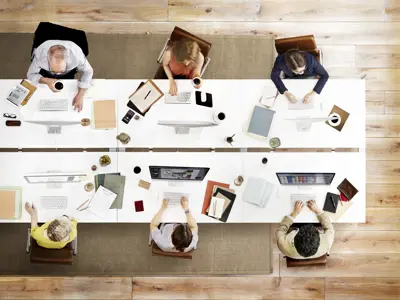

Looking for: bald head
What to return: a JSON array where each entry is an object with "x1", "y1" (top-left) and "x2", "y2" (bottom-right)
[{"x1": 48, "y1": 45, "x2": 67, "y2": 74}]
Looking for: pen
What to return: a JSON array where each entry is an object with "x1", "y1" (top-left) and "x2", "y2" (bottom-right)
[
  {"x1": 330, "y1": 196, "x2": 336, "y2": 210},
  {"x1": 77, "y1": 199, "x2": 89, "y2": 211},
  {"x1": 144, "y1": 91, "x2": 151, "y2": 99}
]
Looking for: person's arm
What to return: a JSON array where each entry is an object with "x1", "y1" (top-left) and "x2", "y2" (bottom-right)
[
  {"x1": 312, "y1": 56, "x2": 329, "y2": 94},
  {"x1": 27, "y1": 55, "x2": 43, "y2": 86},
  {"x1": 271, "y1": 57, "x2": 288, "y2": 94},
  {"x1": 162, "y1": 50, "x2": 178, "y2": 95},
  {"x1": 150, "y1": 200, "x2": 168, "y2": 232},
  {"x1": 181, "y1": 197, "x2": 198, "y2": 233},
  {"x1": 76, "y1": 58, "x2": 93, "y2": 90},
  {"x1": 191, "y1": 52, "x2": 205, "y2": 79},
  {"x1": 317, "y1": 212, "x2": 334, "y2": 249}
]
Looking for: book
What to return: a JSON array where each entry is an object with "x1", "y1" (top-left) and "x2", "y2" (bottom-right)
[
  {"x1": 104, "y1": 175, "x2": 126, "y2": 209},
  {"x1": 337, "y1": 178, "x2": 359, "y2": 201},
  {"x1": 127, "y1": 80, "x2": 164, "y2": 116},
  {"x1": 92, "y1": 100, "x2": 116, "y2": 129}
]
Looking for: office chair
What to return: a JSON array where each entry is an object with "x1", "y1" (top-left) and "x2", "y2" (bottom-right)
[
  {"x1": 31, "y1": 22, "x2": 89, "y2": 59},
  {"x1": 284, "y1": 223, "x2": 328, "y2": 268},
  {"x1": 148, "y1": 230, "x2": 193, "y2": 259},
  {"x1": 26, "y1": 225, "x2": 77, "y2": 264},
  {"x1": 274, "y1": 35, "x2": 323, "y2": 65},
  {"x1": 154, "y1": 26, "x2": 212, "y2": 79}
]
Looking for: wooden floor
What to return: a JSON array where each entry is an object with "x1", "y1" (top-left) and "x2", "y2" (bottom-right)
[{"x1": 0, "y1": 1, "x2": 399, "y2": 299}]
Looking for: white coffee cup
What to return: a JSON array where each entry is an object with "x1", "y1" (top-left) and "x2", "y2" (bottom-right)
[
  {"x1": 328, "y1": 113, "x2": 341, "y2": 127},
  {"x1": 192, "y1": 77, "x2": 202, "y2": 89},
  {"x1": 213, "y1": 111, "x2": 226, "y2": 124}
]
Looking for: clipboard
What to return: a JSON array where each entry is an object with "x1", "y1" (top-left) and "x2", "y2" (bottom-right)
[{"x1": 127, "y1": 80, "x2": 164, "y2": 116}]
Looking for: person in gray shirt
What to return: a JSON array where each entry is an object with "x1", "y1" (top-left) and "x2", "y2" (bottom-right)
[{"x1": 27, "y1": 40, "x2": 93, "y2": 112}]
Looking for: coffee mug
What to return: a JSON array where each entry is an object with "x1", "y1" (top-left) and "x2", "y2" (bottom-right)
[
  {"x1": 328, "y1": 113, "x2": 341, "y2": 127},
  {"x1": 213, "y1": 111, "x2": 226, "y2": 124},
  {"x1": 54, "y1": 81, "x2": 64, "y2": 91},
  {"x1": 192, "y1": 77, "x2": 202, "y2": 89}
]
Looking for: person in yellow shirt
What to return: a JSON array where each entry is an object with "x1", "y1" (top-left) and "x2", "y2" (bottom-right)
[{"x1": 25, "y1": 202, "x2": 77, "y2": 249}]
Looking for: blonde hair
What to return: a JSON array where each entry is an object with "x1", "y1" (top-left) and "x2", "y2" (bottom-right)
[
  {"x1": 46, "y1": 217, "x2": 72, "y2": 242},
  {"x1": 172, "y1": 39, "x2": 200, "y2": 66}
]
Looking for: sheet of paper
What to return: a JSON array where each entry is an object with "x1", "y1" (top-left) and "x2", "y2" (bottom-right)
[
  {"x1": 88, "y1": 186, "x2": 117, "y2": 220},
  {"x1": 93, "y1": 100, "x2": 116, "y2": 129}
]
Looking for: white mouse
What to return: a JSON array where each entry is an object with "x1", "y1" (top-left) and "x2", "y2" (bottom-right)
[{"x1": 201, "y1": 92, "x2": 207, "y2": 103}]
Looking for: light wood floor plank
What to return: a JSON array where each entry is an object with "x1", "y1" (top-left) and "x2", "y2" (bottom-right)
[
  {"x1": 367, "y1": 184, "x2": 400, "y2": 207},
  {"x1": 366, "y1": 138, "x2": 400, "y2": 160},
  {"x1": 280, "y1": 254, "x2": 400, "y2": 277},
  {"x1": 364, "y1": 69, "x2": 400, "y2": 90},
  {"x1": 367, "y1": 161, "x2": 400, "y2": 183},
  {"x1": 0, "y1": 277, "x2": 132, "y2": 300},
  {"x1": 330, "y1": 230, "x2": 400, "y2": 253},
  {"x1": 168, "y1": 0, "x2": 385, "y2": 22},
  {"x1": 356, "y1": 45, "x2": 400, "y2": 68},
  {"x1": 360, "y1": 208, "x2": 400, "y2": 230},
  {"x1": 322, "y1": 45, "x2": 355, "y2": 68},
  {"x1": 385, "y1": 0, "x2": 400, "y2": 21},
  {"x1": 386, "y1": 91, "x2": 400, "y2": 114},
  {"x1": 131, "y1": 277, "x2": 324, "y2": 300},
  {"x1": 325, "y1": 277, "x2": 400, "y2": 300},
  {"x1": 366, "y1": 91, "x2": 385, "y2": 114},
  {"x1": 366, "y1": 115, "x2": 400, "y2": 138}
]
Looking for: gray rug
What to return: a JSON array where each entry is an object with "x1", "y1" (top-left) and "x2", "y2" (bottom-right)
[
  {"x1": 0, "y1": 33, "x2": 274, "y2": 79},
  {"x1": 0, "y1": 223, "x2": 271, "y2": 275}
]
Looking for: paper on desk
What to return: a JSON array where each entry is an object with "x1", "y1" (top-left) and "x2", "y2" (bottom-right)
[
  {"x1": 92, "y1": 100, "x2": 116, "y2": 129},
  {"x1": 88, "y1": 186, "x2": 116, "y2": 220},
  {"x1": 208, "y1": 197, "x2": 225, "y2": 219}
]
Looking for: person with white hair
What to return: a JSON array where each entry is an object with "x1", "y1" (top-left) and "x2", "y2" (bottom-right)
[
  {"x1": 25, "y1": 202, "x2": 77, "y2": 249},
  {"x1": 27, "y1": 40, "x2": 94, "y2": 112}
]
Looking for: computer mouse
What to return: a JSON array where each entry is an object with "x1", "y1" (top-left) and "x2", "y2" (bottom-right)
[{"x1": 201, "y1": 92, "x2": 207, "y2": 103}]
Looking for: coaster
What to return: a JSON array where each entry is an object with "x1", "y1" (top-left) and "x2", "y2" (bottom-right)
[
  {"x1": 326, "y1": 105, "x2": 349, "y2": 132},
  {"x1": 138, "y1": 180, "x2": 151, "y2": 190}
]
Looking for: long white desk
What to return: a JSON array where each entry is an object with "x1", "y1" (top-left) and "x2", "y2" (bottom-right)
[
  {"x1": 117, "y1": 79, "x2": 365, "y2": 149},
  {"x1": 0, "y1": 80, "x2": 118, "y2": 148},
  {"x1": 0, "y1": 152, "x2": 118, "y2": 223},
  {"x1": 0, "y1": 152, "x2": 365, "y2": 224},
  {"x1": 0, "y1": 79, "x2": 365, "y2": 149}
]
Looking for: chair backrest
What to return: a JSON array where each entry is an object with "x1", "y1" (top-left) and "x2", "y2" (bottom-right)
[
  {"x1": 286, "y1": 253, "x2": 328, "y2": 267},
  {"x1": 30, "y1": 239, "x2": 73, "y2": 264},
  {"x1": 31, "y1": 22, "x2": 89, "y2": 57},
  {"x1": 151, "y1": 242, "x2": 193, "y2": 259},
  {"x1": 275, "y1": 35, "x2": 320, "y2": 62},
  {"x1": 169, "y1": 26, "x2": 212, "y2": 58}
]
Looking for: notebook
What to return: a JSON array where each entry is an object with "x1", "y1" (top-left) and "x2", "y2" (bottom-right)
[
  {"x1": 247, "y1": 106, "x2": 275, "y2": 139},
  {"x1": 202, "y1": 180, "x2": 230, "y2": 214},
  {"x1": 243, "y1": 177, "x2": 276, "y2": 208},
  {"x1": 323, "y1": 192, "x2": 340, "y2": 213},
  {"x1": 104, "y1": 175, "x2": 126, "y2": 209},
  {"x1": 337, "y1": 178, "x2": 358, "y2": 201},
  {"x1": 0, "y1": 187, "x2": 22, "y2": 219},
  {"x1": 93, "y1": 100, "x2": 116, "y2": 129},
  {"x1": 95, "y1": 173, "x2": 120, "y2": 191}
]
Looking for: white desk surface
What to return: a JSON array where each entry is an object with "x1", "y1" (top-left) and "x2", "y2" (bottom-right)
[
  {"x1": 117, "y1": 152, "x2": 365, "y2": 224},
  {"x1": 0, "y1": 152, "x2": 365, "y2": 224},
  {"x1": 0, "y1": 80, "x2": 118, "y2": 148},
  {"x1": 117, "y1": 79, "x2": 365, "y2": 149},
  {"x1": 0, "y1": 152, "x2": 118, "y2": 223}
]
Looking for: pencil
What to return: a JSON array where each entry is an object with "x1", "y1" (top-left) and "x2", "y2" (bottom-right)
[{"x1": 76, "y1": 199, "x2": 89, "y2": 211}]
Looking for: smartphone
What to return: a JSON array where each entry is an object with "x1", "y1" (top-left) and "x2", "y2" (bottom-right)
[
  {"x1": 5, "y1": 120, "x2": 21, "y2": 127},
  {"x1": 122, "y1": 110, "x2": 135, "y2": 124}
]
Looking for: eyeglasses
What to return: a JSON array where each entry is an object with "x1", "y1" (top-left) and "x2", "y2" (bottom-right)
[{"x1": 3, "y1": 113, "x2": 16, "y2": 119}]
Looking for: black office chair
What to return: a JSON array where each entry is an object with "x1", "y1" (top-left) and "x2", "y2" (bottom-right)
[{"x1": 31, "y1": 22, "x2": 89, "y2": 59}]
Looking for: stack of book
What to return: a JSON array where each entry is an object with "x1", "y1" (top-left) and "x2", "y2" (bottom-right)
[{"x1": 202, "y1": 181, "x2": 236, "y2": 223}]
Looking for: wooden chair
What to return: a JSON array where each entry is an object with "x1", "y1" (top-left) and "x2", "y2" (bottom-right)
[
  {"x1": 286, "y1": 254, "x2": 328, "y2": 267},
  {"x1": 274, "y1": 35, "x2": 323, "y2": 65},
  {"x1": 154, "y1": 26, "x2": 212, "y2": 79},
  {"x1": 26, "y1": 226, "x2": 77, "y2": 264},
  {"x1": 150, "y1": 241, "x2": 193, "y2": 259}
]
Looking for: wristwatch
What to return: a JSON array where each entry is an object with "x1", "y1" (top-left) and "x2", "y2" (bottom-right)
[{"x1": 185, "y1": 209, "x2": 190, "y2": 214}]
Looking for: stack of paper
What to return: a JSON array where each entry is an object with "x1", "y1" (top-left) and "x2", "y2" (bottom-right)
[
  {"x1": 243, "y1": 177, "x2": 276, "y2": 208},
  {"x1": 206, "y1": 185, "x2": 236, "y2": 222},
  {"x1": 0, "y1": 187, "x2": 22, "y2": 220},
  {"x1": 87, "y1": 186, "x2": 117, "y2": 220},
  {"x1": 92, "y1": 100, "x2": 116, "y2": 129}
]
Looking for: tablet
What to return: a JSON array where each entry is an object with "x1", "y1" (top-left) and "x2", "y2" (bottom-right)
[{"x1": 247, "y1": 105, "x2": 275, "y2": 139}]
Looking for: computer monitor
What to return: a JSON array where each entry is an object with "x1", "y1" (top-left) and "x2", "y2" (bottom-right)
[
  {"x1": 24, "y1": 120, "x2": 81, "y2": 134},
  {"x1": 149, "y1": 166, "x2": 210, "y2": 181},
  {"x1": 285, "y1": 116, "x2": 338, "y2": 132},
  {"x1": 276, "y1": 173, "x2": 335, "y2": 185},
  {"x1": 24, "y1": 172, "x2": 87, "y2": 184},
  {"x1": 158, "y1": 120, "x2": 217, "y2": 135}
]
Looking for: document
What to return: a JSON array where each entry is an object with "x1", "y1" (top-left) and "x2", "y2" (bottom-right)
[
  {"x1": 88, "y1": 186, "x2": 117, "y2": 220},
  {"x1": 208, "y1": 197, "x2": 225, "y2": 219}
]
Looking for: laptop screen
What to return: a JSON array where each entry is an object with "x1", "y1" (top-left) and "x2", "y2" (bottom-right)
[{"x1": 276, "y1": 173, "x2": 335, "y2": 185}]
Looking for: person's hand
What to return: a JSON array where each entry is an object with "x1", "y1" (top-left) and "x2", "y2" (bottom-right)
[
  {"x1": 290, "y1": 200, "x2": 304, "y2": 218},
  {"x1": 284, "y1": 91, "x2": 297, "y2": 103},
  {"x1": 161, "y1": 199, "x2": 169, "y2": 209},
  {"x1": 307, "y1": 200, "x2": 322, "y2": 214},
  {"x1": 304, "y1": 91, "x2": 316, "y2": 104},
  {"x1": 25, "y1": 202, "x2": 37, "y2": 216},
  {"x1": 181, "y1": 196, "x2": 189, "y2": 210},
  {"x1": 169, "y1": 80, "x2": 178, "y2": 96},
  {"x1": 45, "y1": 78, "x2": 59, "y2": 93},
  {"x1": 72, "y1": 93, "x2": 84, "y2": 112}
]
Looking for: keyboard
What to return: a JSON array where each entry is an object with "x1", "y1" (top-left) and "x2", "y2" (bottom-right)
[
  {"x1": 163, "y1": 192, "x2": 189, "y2": 205},
  {"x1": 40, "y1": 99, "x2": 69, "y2": 111},
  {"x1": 40, "y1": 196, "x2": 68, "y2": 210},
  {"x1": 291, "y1": 194, "x2": 316, "y2": 207},
  {"x1": 165, "y1": 92, "x2": 192, "y2": 104}
]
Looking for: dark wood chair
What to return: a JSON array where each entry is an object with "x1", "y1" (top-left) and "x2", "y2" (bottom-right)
[
  {"x1": 154, "y1": 26, "x2": 212, "y2": 79},
  {"x1": 150, "y1": 241, "x2": 193, "y2": 259},
  {"x1": 274, "y1": 35, "x2": 323, "y2": 64},
  {"x1": 26, "y1": 226, "x2": 77, "y2": 264},
  {"x1": 286, "y1": 254, "x2": 328, "y2": 267}
]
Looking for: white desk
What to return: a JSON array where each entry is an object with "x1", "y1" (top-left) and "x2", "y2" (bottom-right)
[
  {"x1": 0, "y1": 80, "x2": 118, "y2": 148},
  {"x1": 117, "y1": 79, "x2": 365, "y2": 149},
  {"x1": 117, "y1": 152, "x2": 365, "y2": 223},
  {"x1": 0, "y1": 152, "x2": 118, "y2": 223}
]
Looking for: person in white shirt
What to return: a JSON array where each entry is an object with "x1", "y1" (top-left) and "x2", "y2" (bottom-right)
[
  {"x1": 150, "y1": 197, "x2": 199, "y2": 252},
  {"x1": 27, "y1": 40, "x2": 94, "y2": 112}
]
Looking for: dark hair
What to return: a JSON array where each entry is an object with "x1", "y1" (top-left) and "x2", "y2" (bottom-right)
[
  {"x1": 293, "y1": 224, "x2": 320, "y2": 257},
  {"x1": 284, "y1": 49, "x2": 306, "y2": 71},
  {"x1": 171, "y1": 224, "x2": 193, "y2": 252}
]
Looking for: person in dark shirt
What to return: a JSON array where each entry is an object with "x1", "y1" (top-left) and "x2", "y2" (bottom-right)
[{"x1": 271, "y1": 49, "x2": 329, "y2": 104}]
